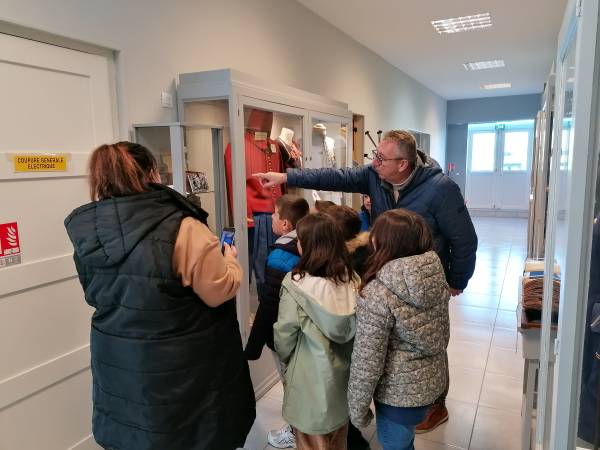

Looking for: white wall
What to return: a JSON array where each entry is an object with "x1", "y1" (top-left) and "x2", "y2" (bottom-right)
[{"x1": 0, "y1": 0, "x2": 447, "y2": 165}]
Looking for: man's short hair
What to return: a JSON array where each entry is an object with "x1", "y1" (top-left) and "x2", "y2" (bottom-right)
[
  {"x1": 383, "y1": 130, "x2": 417, "y2": 166},
  {"x1": 276, "y1": 195, "x2": 310, "y2": 228}
]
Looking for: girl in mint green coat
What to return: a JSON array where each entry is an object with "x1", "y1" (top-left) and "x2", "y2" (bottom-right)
[{"x1": 274, "y1": 213, "x2": 358, "y2": 450}]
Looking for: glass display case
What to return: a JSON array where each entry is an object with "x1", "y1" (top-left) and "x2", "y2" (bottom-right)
[
  {"x1": 527, "y1": 73, "x2": 554, "y2": 261},
  {"x1": 132, "y1": 122, "x2": 227, "y2": 234},
  {"x1": 534, "y1": 1, "x2": 600, "y2": 448},
  {"x1": 177, "y1": 69, "x2": 353, "y2": 396},
  {"x1": 308, "y1": 115, "x2": 349, "y2": 204}
]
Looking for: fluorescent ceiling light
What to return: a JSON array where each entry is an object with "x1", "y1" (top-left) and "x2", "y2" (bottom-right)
[
  {"x1": 481, "y1": 82, "x2": 512, "y2": 90},
  {"x1": 463, "y1": 59, "x2": 505, "y2": 71},
  {"x1": 431, "y1": 13, "x2": 492, "y2": 34}
]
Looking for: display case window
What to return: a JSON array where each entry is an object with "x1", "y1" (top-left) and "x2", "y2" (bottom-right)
[
  {"x1": 310, "y1": 118, "x2": 348, "y2": 204},
  {"x1": 133, "y1": 123, "x2": 226, "y2": 234},
  {"x1": 133, "y1": 126, "x2": 174, "y2": 186}
]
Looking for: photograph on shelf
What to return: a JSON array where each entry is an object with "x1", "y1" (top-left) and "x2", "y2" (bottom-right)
[{"x1": 186, "y1": 171, "x2": 209, "y2": 193}]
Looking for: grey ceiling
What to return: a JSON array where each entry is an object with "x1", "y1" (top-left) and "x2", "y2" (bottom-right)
[{"x1": 297, "y1": 0, "x2": 568, "y2": 100}]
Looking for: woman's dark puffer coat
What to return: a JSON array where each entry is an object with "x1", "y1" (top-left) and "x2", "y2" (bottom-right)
[{"x1": 64, "y1": 185, "x2": 255, "y2": 450}]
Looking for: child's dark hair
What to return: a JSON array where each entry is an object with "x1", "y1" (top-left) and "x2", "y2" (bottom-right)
[
  {"x1": 325, "y1": 205, "x2": 362, "y2": 242},
  {"x1": 293, "y1": 213, "x2": 354, "y2": 284},
  {"x1": 360, "y1": 209, "x2": 433, "y2": 293},
  {"x1": 276, "y1": 195, "x2": 310, "y2": 227},
  {"x1": 314, "y1": 200, "x2": 335, "y2": 213}
]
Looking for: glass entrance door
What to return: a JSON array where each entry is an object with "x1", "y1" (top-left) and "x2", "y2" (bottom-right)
[
  {"x1": 466, "y1": 127, "x2": 498, "y2": 209},
  {"x1": 466, "y1": 121, "x2": 534, "y2": 210}
]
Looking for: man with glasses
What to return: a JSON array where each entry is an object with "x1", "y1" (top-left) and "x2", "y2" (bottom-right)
[{"x1": 254, "y1": 130, "x2": 477, "y2": 437}]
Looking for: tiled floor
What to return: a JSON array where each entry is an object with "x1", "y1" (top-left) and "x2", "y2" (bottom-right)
[{"x1": 244, "y1": 217, "x2": 528, "y2": 450}]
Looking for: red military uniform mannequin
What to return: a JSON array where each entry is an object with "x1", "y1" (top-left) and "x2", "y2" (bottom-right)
[{"x1": 224, "y1": 109, "x2": 283, "y2": 227}]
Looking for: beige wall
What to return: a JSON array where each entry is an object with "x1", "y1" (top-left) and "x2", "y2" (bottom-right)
[{"x1": 0, "y1": 0, "x2": 447, "y2": 165}]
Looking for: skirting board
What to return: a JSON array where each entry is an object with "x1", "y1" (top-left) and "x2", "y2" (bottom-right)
[
  {"x1": 67, "y1": 435, "x2": 102, "y2": 450},
  {"x1": 253, "y1": 369, "x2": 280, "y2": 401},
  {"x1": 469, "y1": 208, "x2": 529, "y2": 218}
]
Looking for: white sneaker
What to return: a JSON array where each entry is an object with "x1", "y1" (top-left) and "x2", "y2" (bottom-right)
[{"x1": 267, "y1": 423, "x2": 296, "y2": 448}]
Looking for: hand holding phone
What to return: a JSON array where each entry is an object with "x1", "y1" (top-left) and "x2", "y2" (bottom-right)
[
  {"x1": 220, "y1": 228, "x2": 236, "y2": 255},
  {"x1": 223, "y1": 243, "x2": 237, "y2": 258}
]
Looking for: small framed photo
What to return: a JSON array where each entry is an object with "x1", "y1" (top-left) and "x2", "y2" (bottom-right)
[{"x1": 186, "y1": 171, "x2": 209, "y2": 193}]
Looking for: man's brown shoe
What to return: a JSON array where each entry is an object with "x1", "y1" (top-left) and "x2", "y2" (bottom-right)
[{"x1": 415, "y1": 403, "x2": 449, "y2": 434}]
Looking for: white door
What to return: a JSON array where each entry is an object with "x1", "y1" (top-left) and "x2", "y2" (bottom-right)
[
  {"x1": 0, "y1": 33, "x2": 115, "y2": 450},
  {"x1": 466, "y1": 121, "x2": 534, "y2": 211},
  {"x1": 497, "y1": 125, "x2": 534, "y2": 210},
  {"x1": 465, "y1": 128, "x2": 497, "y2": 209}
]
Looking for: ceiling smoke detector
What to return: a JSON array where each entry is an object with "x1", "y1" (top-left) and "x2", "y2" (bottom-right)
[
  {"x1": 431, "y1": 13, "x2": 492, "y2": 34},
  {"x1": 481, "y1": 82, "x2": 512, "y2": 90},
  {"x1": 463, "y1": 60, "x2": 505, "y2": 71}
]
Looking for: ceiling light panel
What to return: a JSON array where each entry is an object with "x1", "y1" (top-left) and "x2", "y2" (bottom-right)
[
  {"x1": 481, "y1": 83, "x2": 512, "y2": 90},
  {"x1": 431, "y1": 13, "x2": 492, "y2": 34},
  {"x1": 463, "y1": 60, "x2": 505, "y2": 71}
]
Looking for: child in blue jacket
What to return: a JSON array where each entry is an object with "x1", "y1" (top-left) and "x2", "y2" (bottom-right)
[{"x1": 245, "y1": 194, "x2": 309, "y2": 360}]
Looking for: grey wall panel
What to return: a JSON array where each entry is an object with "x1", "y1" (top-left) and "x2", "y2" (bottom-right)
[
  {"x1": 447, "y1": 94, "x2": 541, "y2": 125},
  {"x1": 446, "y1": 124, "x2": 468, "y2": 193}
]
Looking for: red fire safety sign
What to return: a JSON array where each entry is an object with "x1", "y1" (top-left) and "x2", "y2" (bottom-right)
[{"x1": 0, "y1": 222, "x2": 21, "y2": 268}]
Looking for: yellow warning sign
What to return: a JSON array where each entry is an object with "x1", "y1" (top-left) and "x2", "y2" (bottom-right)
[{"x1": 13, "y1": 154, "x2": 68, "y2": 172}]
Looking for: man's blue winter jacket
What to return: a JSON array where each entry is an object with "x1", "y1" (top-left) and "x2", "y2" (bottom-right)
[{"x1": 287, "y1": 152, "x2": 478, "y2": 290}]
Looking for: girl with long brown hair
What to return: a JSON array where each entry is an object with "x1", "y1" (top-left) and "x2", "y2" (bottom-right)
[
  {"x1": 274, "y1": 213, "x2": 357, "y2": 450},
  {"x1": 64, "y1": 142, "x2": 255, "y2": 450},
  {"x1": 348, "y1": 209, "x2": 450, "y2": 450}
]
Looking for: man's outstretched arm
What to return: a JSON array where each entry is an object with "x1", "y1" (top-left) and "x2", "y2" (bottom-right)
[{"x1": 253, "y1": 166, "x2": 371, "y2": 194}]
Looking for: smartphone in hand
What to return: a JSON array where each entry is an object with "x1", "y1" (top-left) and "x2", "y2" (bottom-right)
[{"x1": 220, "y1": 227, "x2": 236, "y2": 253}]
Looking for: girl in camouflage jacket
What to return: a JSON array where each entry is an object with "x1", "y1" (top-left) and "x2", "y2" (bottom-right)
[{"x1": 348, "y1": 209, "x2": 450, "y2": 450}]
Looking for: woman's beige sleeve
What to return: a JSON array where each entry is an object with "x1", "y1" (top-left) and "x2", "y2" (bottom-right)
[{"x1": 173, "y1": 217, "x2": 242, "y2": 307}]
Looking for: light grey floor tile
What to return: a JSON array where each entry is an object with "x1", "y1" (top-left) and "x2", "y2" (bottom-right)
[
  {"x1": 486, "y1": 347, "x2": 524, "y2": 379},
  {"x1": 479, "y1": 372, "x2": 523, "y2": 413},
  {"x1": 498, "y1": 296, "x2": 519, "y2": 312},
  {"x1": 500, "y1": 284, "x2": 521, "y2": 300},
  {"x1": 450, "y1": 324, "x2": 493, "y2": 345},
  {"x1": 470, "y1": 406, "x2": 522, "y2": 450},
  {"x1": 491, "y1": 327, "x2": 518, "y2": 350},
  {"x1": 463, "y1": 284, "x2": 504, "y2": 297},
  {"x1": 447, "y1": 365, "x2": 485, "y2": 404},
  {"x1": 450, "y1": 304, "x2": 498, "y2": 327},
  {"x1": 477, "y1": 251, "x2": 512, "y2": 258},
  {"x1": 470, "y1": 267, "x2": 506, "y2": 282},
  {"x1": 473, "y1": 261, "x2": 510, "y2": 272},
  {"x1": 454, "y1": 292, "x2": 500, "y2": 309},
  {"x1": 417, "y1": 399, "x2": 477, "y2": 449},
  {"x1": 448, "y1": 340, "x2": 490, "y2": 370},
  {"x1": 495, "y1": 310, "x2": 518, "y2": 330},
  {"x1": 244, "y1": 396, "x2": 285, "y2": 450},
  {"x1": 415, "y1": 439, "x2": 466, "y2": 449},
  {"x1": 502, "y1": 274, "x2": 522, "y2": 289}
]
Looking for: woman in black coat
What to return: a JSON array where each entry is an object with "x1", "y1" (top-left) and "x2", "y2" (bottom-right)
[{"x1": 65, "y1": 142, "x2": 255, "y2": 450}]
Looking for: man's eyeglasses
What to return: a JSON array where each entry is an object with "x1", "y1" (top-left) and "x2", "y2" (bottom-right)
[{"x1": 369, "y1": 150, "x2": 405, "y2": 164}]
